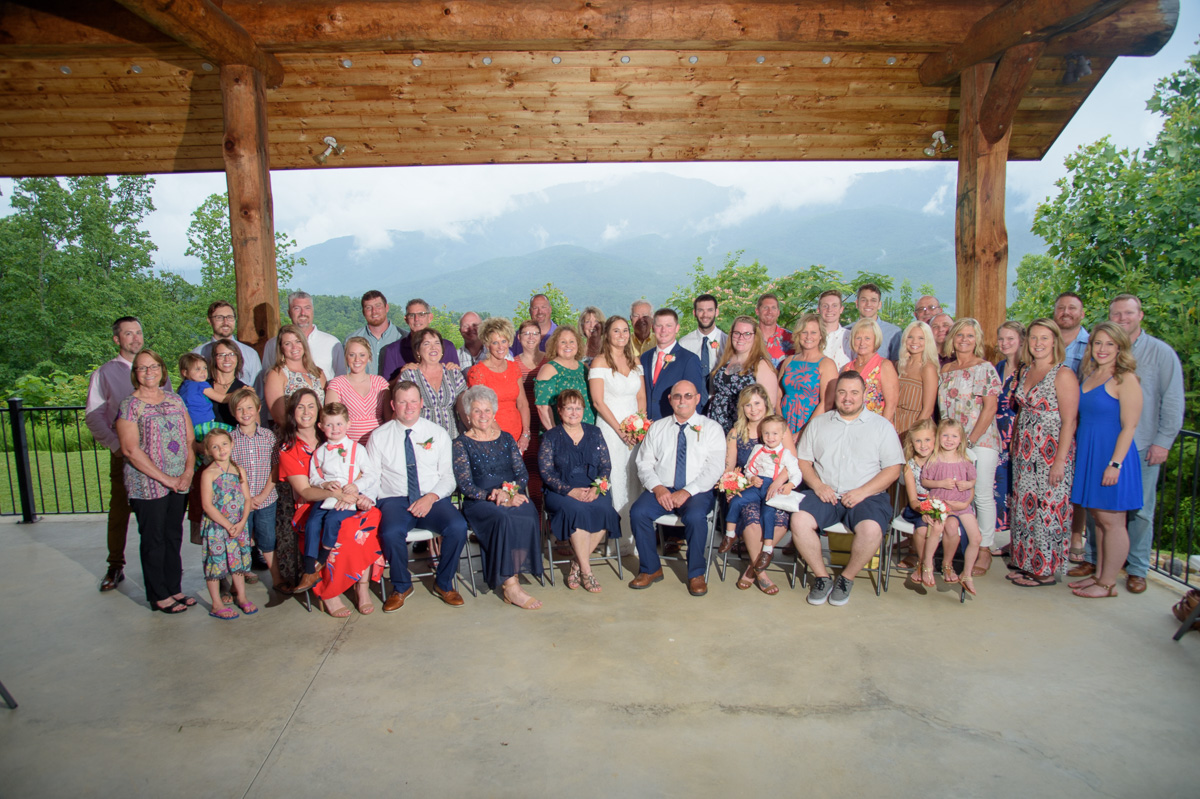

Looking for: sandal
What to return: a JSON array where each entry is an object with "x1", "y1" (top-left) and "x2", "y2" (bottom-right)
[
  {"x1": 941, "y1": 564, "x2": 960, "y2": 584},
  {"x1": 503, "y1": 591, "x2": 542, "y2": 610},
  {"x1": 322, "y1": 601, "x2": 352, "y2": 618},
  {"x1": 755, "y1": 574, "x2": 779, "y2": 596},
  {"x1": 920, "y1": 566, "x2": 936, "y2": 588},
  {"x1": 566, "y1": 561, "x2": 582, "y2": 590},
  {"x1": 1073, "y1": 581, "x2": 1117, "y2": 598},
  {"x1": 1068, "y1": 576, "x2": 1098, "y2": 590},
  {"x1": 172, "y1": 593, "x2": 198, "y2": 607},
  {"x1": 236, "y1": 600, "x2": 259, "y2": 615},
  {"x1": 209, "y1": 606, "x2": 238, "y2": 620},
  {"x1": 736, "y1": 569, "x2": 756, "y2": 590},
  {"x1": 960, "y1": 577, "x2": 976, "y2": 598},
  {"x1": 581, "y1": 573, "x2": 602, "y2": 593},
  {"x1": 220, "y1": 592, "x2": 234, "y2": 606},
  {"x1": 155, "y1": 599, "x2": 188, "y2": 614},
  {"x1": 897, "y1": 554, "x2": 919, "y2": 572},
  {"x1": 1069, "y1": 544, "x2": 1087, "y2": 563},
  {"x1": 1010, "y1": 575, "x2": 1056, "y2": 588},
  {"x1": 243, "y1": 572, "x2": 260, "y2": 585},
  {"x1": 973, "y1": 550, "x2": 992, "y2": 576}
]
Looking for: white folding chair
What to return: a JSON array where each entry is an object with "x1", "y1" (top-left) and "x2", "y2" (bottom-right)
[
  {"x1": 654, "y1": 508, "x2": 717, "y2": 582},
  {"x1": 797, "y1": 521, "x2": 890, "y2": 596},
  {"x1": 542, "y1": 508, "x2": 624, "y2": 586}
]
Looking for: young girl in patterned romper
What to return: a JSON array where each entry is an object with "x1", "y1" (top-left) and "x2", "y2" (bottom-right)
[
  {"x1": 199, "y1": 429, "x2": 258, "y2": 619},
  {"x1": 901, "y1": 419, "x2": 937, "y2": 587},
  {"x1": 920, "y1": 419, "x2": 981, "y2": 597}
]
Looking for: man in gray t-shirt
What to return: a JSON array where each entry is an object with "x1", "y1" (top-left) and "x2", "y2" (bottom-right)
[{"x1": 791, "y1": 371, "x2": 904, "y2": 607}]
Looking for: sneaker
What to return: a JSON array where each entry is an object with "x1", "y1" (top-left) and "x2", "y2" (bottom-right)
[
  {"x1": 807, "y1": 576, "x2": 834, "y2": 605},
  {"x1": 829, "y1": 575, "x2": 853, "y2": 606}
]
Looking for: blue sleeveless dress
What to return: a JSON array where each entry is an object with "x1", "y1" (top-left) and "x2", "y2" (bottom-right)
[{"x1": 1070, "y1": 380, "x2": 1143, "y2": 511}]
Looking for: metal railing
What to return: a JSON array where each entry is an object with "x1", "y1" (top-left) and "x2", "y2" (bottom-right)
[
  {"x1": 1150, "y1": 429, "x2": 1199, "y2": 588},
  {"x1": 1, "y1": 398, "x2": 109, "y2": 520}
]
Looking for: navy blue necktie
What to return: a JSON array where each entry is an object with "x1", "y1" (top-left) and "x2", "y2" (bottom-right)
[
  {"x1": 404, "y1": 428, "x2": 420, "y2": 501},
  {"x1": 675, "y1": 423, "x2": 688, "y2": 490},
  {"x1": 700, "y1": 335, "x2": 710, "y2": 374}
]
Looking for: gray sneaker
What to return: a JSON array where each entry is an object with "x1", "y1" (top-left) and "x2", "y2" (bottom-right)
[
  {"x1": 829, "y1": 575, "x2": 853, "y2": 606},
  {"x1": 807, "y1": 575, "x2": 834, "y2": 605}
]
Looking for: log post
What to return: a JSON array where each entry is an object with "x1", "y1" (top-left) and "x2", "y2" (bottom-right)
[
  {"x1": 955, "y1": 62, "x2": 1010, "y2": 357},
  {"x1": 220, "y1": 64, "x2": 278, "y2": 352}
]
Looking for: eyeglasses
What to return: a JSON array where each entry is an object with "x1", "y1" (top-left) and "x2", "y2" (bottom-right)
[
  {"x1": 135, "y1": 365, "x2": 161, "y2": 374},
  {"x1": 406, "y1": 311, "x2": 431, "y2": 320},
  {"x1": 210, "y1": 314, "x2": 235, "y2": 323},
  {"x1": 915, "y1": 304, "x2": 940, "y2": 314},
  {"x1": 214, "y1": 353, "x2": 237, "y2": 360},
  {"x1": 731, "y1": 330, "x2": 756, "y2": 339},
  {"x1": 670, "y1": 393, "x2": 697, "y2": 400}
]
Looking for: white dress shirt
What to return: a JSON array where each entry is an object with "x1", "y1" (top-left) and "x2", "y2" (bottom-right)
[
  {"x1": 636, "y1": 411, "x2": 726, "y2": 497},
  {"x1": 367, "y1": 417, "x2": 456, "y2": 501},
  {"x1": 262, "y1": 325, "x2": 346, "y2": 380},
  {"x1": 797, "y1": 408, "x2": 904, "y2": 494},
  {"x1": 310, "y1": 436, "x2": 379, "y2": 503},
  {"x1": 679, "y1": 327, "x2": 728, "y2": 373}
]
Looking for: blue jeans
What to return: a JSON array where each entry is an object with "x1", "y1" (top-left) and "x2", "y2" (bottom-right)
[
  {"x1": 247, "y1": 502, "x2": 277, "y2": 553},
  {"x1": 1084, "y1": 446, "x2": 1159, "y2": 578}
]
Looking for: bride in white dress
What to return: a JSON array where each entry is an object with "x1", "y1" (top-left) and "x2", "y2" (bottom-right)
[{"x1": 588, "y1": 316, "x2": 647, "y2": 554}]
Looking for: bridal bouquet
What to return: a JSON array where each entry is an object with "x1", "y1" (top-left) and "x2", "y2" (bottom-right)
[
  {"x1": 619, "y1": 411, "x2": 651, "y2": 444},
  {"x1": 718, "y1": 469, "x2": 751, "y2": 496},
  {"x1": 917, "y1": 497, "x2": 949, "y2": 522}
]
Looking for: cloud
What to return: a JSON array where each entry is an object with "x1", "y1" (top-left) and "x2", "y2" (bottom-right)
[
  {"x1": 922, "y1": 183, "x2": 951, "y2": 215},
  {"x1": 601, "y1": 220, "x2": 628, "y2": 242}
]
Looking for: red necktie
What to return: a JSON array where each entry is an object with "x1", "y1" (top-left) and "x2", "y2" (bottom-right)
[{"x1": 653, "y1": 350, "x2": 665, "y2": 384}]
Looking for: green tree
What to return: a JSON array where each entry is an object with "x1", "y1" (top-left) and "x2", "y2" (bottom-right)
[
  {"x1": 185, "y1": 192, "x2": 303, "y2": 308},
  {"x1": 510, "y1": 283, "x2": 578, "y2": 329},
  {"x1": 1023, "y1": 48, "x2": 1200, "y2": 415}
]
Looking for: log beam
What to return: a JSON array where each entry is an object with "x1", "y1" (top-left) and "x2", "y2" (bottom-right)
[
  {"x1": 0, "y1": 0, "x2": 1176, "y2": 58},
  {"x1": 112, "y1": 0, "x2": 284, "y2": 88},
  {"x1": 979, "y1": 41, "x2": 1046, "y2": 143},
  {"x1": 220, "y1": 65, "x2": 279, "y2": 351},
  {"x1": 920, "y1": 0, "x2": 1133, "y2": 86},
  {"x1": 955, "y1": 63, "x2": 1010, "y2": 357}
]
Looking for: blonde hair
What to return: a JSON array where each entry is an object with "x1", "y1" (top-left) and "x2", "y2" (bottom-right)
[
  {"x1": 478, "y1": 316, "x2": 515, "y2": 349},
  {"x1": 274, "y1": 324, "x2": 325, "y2": 381},
  {"x1": 792, "y1": 313, "x2": 826, "y2": 354},
  {"x1": 930, "y1": 419, "x2": 969, "y2": 463},
  {"x1": 202, "y1": 427, "x2": 233, "y2": 449},
  {"x1": 758, "y1": 414, "x2": 788, "y2": 437},
  {"x1": 713, "y1": 316, "x2": 771, "y2": 377},
  {"x1": 1080, "y1": 321, "x2": 1138, "y2": 383},
  {"x1": 544, "y1": 324, "x2": 581, "y2": 361},
  {"x1": 897, "y1": 321, "x2": 937, "y2": 370},
  {"x1": 903, "y1": 417, "x2": 937, "y2": 462},
  {"x1": 343, "y1": 335, "x2": 373, "y2": 366},
  {"x1": 578, "y1": 306, "x2": 605, "y2": 335},
  {"x1": 1019, "y1": 318, "x2": 1066, "y2": 366},
  {"x1": 944, "y1": 318, "x2": 985, "y2": 359},
  {"x1": 321, "y1": 401, "x2": 349, "y2": 423},
  {"x1": 226, "y1": 386, "x2": 261, "y2": 415},
  {"x1": 848, "y1": 318, "x2": 883, "y2": 353},
  {"x1": 731, "y1": 383, "x2": 776, "y2": 444}
]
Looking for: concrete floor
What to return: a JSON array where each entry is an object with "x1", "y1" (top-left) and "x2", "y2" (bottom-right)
[{"x1": 1, "y1": 515, "x2": 1198, "y2": 799}]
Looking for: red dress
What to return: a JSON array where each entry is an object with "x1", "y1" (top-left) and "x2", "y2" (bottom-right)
[
  {"x1": 466, "y1": 360, "x2": 524, "y2": 440},
  {"x1": 278, "y1": 440, "x2": 384, "y2": 600}
]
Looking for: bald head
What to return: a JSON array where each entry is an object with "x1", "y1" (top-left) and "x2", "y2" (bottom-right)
[
  {"x1": 915, "y1": 296, "x2": 942, "y2": 323},
  {"x1": 669, "y1": 380, "x2": 701, "y2": 422}
]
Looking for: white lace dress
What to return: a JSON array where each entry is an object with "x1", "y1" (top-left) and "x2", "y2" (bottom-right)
[{"x1": 590, "y1": 364, "x2": 645, "y2": 548}]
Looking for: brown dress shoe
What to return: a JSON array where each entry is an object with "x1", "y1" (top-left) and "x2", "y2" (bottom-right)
[
  {"x1": 99, "y1": 567, "x2": 124, "y2": 592},
  {"x1": 688, "y1": 576, "x2": 708, "y2": 596},
  {"x1": 753, "y1": 550, "x2": 774, "y2": 572},
  {"x1": 432, "y1": 585, "x2": 465, "y2": 607},
  {"x1": 382, "y1": 587, "x2": 414, "y2": 612},
  {"x1": 628, "y1": 569, "x2": 664, "y2": 589},
  {"x1": 1126, "y1": 575, "x2": 1147, "y2": 594},
  {"x1": 717, "y1": 536, "x2": 737, "y2": 554},
  {"x1": 1067, "y1": 562, "x2": 1096, "y2": 578},
  {"x1": 293, "y1": 570, "x2": 323, "y2": 594}
]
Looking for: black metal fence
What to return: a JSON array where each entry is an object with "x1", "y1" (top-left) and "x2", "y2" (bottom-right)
[
  {"x1": 1, "y1": 398, "x2": 109, "y2": 520},
  {"x1": 4, "y1": 396, "x2": 1198, "y2": 587}
]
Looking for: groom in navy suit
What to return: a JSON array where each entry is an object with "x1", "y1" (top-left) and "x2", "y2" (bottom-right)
[{"x1": 641, "y1": 308, "x2": 707, "y2": 420}]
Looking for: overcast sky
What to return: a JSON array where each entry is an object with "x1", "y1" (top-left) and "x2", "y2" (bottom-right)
[{"x1": 3, "y1": 5, "x2": 1196, "y2": 276}]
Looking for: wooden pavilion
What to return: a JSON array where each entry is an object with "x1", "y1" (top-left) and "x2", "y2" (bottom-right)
[{"x1": 0, "y1": 0, "x2": 1179, "y2": 348}]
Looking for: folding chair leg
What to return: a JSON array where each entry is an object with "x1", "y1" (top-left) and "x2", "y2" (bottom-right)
[
  {"x1": 544, "y1": 535, "x2": 556, "y2": 586},
  {"x1": 0, "y1": 679, "x2": 17, "y2": 709}
]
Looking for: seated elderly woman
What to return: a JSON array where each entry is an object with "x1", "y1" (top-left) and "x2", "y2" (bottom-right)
[
  {"x1": 453, "y1": 384, "x2": 544, "y2": 610},
  {"x1": 538, "y1": 389, "x2": 622, "y2": 592}
]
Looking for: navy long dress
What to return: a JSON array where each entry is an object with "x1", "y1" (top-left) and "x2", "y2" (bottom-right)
[
  {"x1": 538, "y1": 424, "x2": 622, "y2": 541},
  {"x1": 452, "y1": 432, "x2": 544, "y2": 589}
]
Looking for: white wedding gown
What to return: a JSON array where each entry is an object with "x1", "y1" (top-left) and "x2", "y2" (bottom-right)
[{"x1": 590, "y1": 364, "x2": 645, "y2": 550}]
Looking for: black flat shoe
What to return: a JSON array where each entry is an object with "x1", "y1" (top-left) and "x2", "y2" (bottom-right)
[{"x1": 154, "y1": 599, "x2": 188, "y2": 614}]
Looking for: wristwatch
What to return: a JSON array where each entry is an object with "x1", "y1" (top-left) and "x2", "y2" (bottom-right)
[{"x1": 1108, "y1": 460, "x2": 1122, "y2": 469}]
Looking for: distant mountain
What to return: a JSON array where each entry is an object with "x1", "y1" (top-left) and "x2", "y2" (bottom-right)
[{"x1": 291, "y1": 169, "x2": 1046, "y2": 314}]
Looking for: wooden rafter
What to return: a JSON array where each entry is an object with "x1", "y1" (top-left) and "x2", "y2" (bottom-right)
[
  {"x1": 919, "y1": 0, "x2": 1135, "y2": 86},
  {"x1": 979, "y1": 42, "x2": 1047, "y2": 143},
  {"x1": 110, "y1": 0, "x2": 284, "y2": 87}
]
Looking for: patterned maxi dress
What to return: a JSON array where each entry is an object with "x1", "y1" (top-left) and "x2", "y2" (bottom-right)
[
  {"x1": 201, "y1": 470, "x2": 252, "y2": 580},
  {"x1": 1009, "y1": 364, "x2": 1075, "y2": 578},
  {"x1": 993, "y1": 360, "x2": 1019, "y2": 534},
  {"x1": 780, "y1": 358, "x2": 823, "y2": 437}
]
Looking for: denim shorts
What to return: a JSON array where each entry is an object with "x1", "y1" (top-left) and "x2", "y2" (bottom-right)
[{"x1": 247, "y1": 502, "x2": 278, "y2": 553}]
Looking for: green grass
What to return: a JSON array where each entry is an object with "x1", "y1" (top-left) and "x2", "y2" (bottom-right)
[{"x1": 0, "y1": 448, "x2": 110, "y2": 516}]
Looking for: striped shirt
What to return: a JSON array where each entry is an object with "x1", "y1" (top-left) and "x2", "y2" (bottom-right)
[{"x1": 231, "y1": 425, "x2": 278, "y2": 505}]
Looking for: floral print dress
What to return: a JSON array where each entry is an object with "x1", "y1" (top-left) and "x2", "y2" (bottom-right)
[{"x1": 201, "y1": 470, "x2": 251, "y2": 580}]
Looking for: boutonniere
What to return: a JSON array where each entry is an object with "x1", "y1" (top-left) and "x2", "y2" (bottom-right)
[
  {"x1": 709, "y1": 340, "x2": 720, "y2": 349},
  {"x1": 663, "y1": 354, "x2": 676, "y2": 365},
  {"x1": 591, "y1": 476, "x2": 610, "y2": 495},
  {"x1": 501, "y1": 481, "x2": 519, "y2": 499},
  {"x1": 690, "y1": 423, "x2": 702, "y2": 439},
  {"x1": 419, "y1": 437, "x2": 434, "y2": 450}
]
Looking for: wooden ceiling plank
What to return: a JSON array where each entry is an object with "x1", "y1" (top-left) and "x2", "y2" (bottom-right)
[
  {"x1": 111, "y1": 0, "x2": 285, "y2": 87},
  {"x1": 919, "y1": 0, "x2": 1134, "y2": 86}
]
